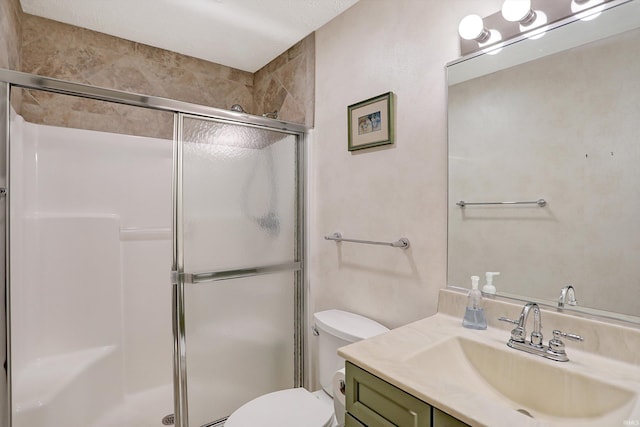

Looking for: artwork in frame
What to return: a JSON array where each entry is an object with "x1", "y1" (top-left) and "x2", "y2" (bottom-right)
[{"x1": 347, "y1": 92, "x2": 394, "y2": 151}]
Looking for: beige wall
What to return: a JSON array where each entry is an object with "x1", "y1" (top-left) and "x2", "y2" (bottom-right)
[
  {"x1": 0, "y1": 0, "x2": 20, "y2": 70},
  {"x1": 310, "y1": 0, "x2": 503, "y2": 330}
]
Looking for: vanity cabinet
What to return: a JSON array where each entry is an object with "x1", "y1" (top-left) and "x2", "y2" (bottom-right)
[
  {"x1": 345, "y1": 362, "x2": 469, "y2": 427},
  {"x1": 432, "y1": 409, "x2": 469, "y2": 427}
]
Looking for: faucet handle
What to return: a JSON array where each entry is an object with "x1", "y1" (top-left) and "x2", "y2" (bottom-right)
[
  {"x1": 548, "y1": 329, "x2": 584, "y2": 358},
  {"x1": 498, "y1": 316, "x2": 518, "y2": 325},
  {"x1": 499, "y1": 317, "x2": 525, "y2": 343},
  {"x1": 552, "y1": 329, "x2": 584, "y2": 342}
]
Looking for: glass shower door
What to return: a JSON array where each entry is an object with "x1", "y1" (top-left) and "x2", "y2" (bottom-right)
[{"x1": 173, "y1": 115, "x2": 303, "y2": 426}]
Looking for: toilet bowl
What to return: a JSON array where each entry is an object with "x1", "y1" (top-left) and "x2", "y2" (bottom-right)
[
  {"x1": 224, "y1": 388, "x2": 334, "y2": 427},
  {"x1": 225, "y1": 310, "x2": 389, "y2": 427}
]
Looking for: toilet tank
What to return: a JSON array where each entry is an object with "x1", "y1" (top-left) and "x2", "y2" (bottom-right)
[{"x1": 313, "y1": 310, "x2": 389, "y2": 396}]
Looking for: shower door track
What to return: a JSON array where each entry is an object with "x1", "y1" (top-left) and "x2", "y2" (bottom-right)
[{"x1": 0, "y1": 68, "x2": 308, "y2": 427}]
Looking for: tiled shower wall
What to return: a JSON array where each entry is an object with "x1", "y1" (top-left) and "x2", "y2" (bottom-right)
[
  {"x1": 0, "y1": 3, "x2": 313, "y2": 131},
  {"x1": 0, "y1": 0, "x2": 20, "y2": 70},
  {"x1": 254, "y1": 34, "x2": 314, "y2": 127}
]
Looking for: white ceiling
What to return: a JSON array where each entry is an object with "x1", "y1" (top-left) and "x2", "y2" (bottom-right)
[{"x1": 19, "y1": 0, "x2": 360, "y2": 73}]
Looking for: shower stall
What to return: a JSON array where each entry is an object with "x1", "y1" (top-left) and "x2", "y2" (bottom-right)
[{"x1": 0, "y1": 69, "x2": 306, "y2": 427}]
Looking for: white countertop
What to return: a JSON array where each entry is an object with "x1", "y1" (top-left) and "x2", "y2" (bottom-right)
[{"x1": 338, "y1": 312, "x2": 640, "y2": 427}]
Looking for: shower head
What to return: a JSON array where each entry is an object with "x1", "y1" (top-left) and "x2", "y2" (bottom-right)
[{"x1": 230, "y1": 104, "x2": 246, "y2": 113}]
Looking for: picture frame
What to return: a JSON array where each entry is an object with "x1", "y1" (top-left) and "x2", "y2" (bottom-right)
[{"x1": 347, "y1": 92, "x2": 394, "y2": 151}]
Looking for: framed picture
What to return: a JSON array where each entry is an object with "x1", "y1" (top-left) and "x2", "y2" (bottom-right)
[{"x1": 347, "y1": 92, "x2": 394, "y2": 151}]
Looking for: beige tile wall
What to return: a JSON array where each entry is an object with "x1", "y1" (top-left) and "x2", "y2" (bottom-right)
[
  {"x1": 2, "y1": 11, "x2": 313, "y2": 135},
  {"x1": 0, "y1": 0, "x2": 20, "y2": 70},
  {"x1": 19, "y1": 14, "x2": 255, "y2": 138},
  {"x1": 253, "y1": 34, "x2": 315, "y2": 127},
  {"x1": 21, "y1": 15, "x2": 254, "y2": 108}
]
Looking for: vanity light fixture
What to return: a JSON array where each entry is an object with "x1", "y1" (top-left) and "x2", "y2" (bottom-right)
[
  {"x1": 479, "y1": 30, "x2": 504, "y2": 55},
  {"x1": 501, "y1": 0, "x2": 548, "y2": 39},
  {"x1": 458, "y1": 14, "x2": 491, "y2": 42},
  {"x1": 501, "y1": 0, "x2": 537, "y2": 25},
  {"x1": 458, "y1": 14, "x2": 503, "y2": 54},
  {"x1": 571, "y1": 0, "x2": 606, "y2": 21},
  {"x1": 457, "y1": 0, "x2": 615, "y2": 56}
]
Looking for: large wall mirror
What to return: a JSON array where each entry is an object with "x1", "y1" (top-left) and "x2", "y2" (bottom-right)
[{"x1": 447, "y1": 0, "x2": 640, "y2": 324}]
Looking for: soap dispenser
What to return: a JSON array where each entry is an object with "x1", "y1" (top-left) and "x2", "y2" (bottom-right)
[
  {"x1": 483, "y1": 271, "x2": 500, "y2": 295},
  {"x1": 463, "y1": 276, "x2": 487, "y2": 330}
]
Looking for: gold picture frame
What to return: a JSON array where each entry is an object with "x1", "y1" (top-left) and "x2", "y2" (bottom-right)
[{"x1": 347, "y1": 92, "x2": 394, "y2": 151}]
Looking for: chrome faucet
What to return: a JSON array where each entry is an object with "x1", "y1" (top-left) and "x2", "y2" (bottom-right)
[
  {"x1": 503, "y1": 302, "x2": 543, "y2": 346},
  {"x1": 558, "y1": 285, "x2": 577, "y2": 308},
  {"x1": 499, "y1": 302, "x2": 584, "y2": 362}
]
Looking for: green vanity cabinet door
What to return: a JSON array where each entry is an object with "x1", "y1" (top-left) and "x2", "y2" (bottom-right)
[
  {"x1": 433, "y1": 409, "x2": 470, "y2": 427},
  {"x1": 346, "y1": 362, "x2": 432, "y2": 427},
  {"x1": 345, "y1": 413, "x2": 367, "y2": 427}
]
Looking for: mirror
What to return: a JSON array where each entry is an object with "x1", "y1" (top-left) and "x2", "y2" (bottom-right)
[{"x1": 447, "y1": 0, "x2": 640, "y2": 324}]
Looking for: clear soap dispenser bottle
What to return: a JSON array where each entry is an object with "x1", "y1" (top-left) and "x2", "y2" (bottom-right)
[{"x1": 463, "y1": 275, "x2": 487, "y2": 330}]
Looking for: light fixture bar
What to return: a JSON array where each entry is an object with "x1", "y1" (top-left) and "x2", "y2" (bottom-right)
[{"x1": 458, "y1": 0, "x2": 616, "y2": 56}]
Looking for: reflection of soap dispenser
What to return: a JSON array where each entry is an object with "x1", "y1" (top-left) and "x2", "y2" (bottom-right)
[
  {"x1": 483, "y1": 272, "x2": 500, "y2": 295},
  {"x1": 463, "y1": 276, "x2": 487, "y2": 330}
]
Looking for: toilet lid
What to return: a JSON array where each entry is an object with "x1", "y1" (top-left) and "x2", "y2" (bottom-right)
[{"x1": 225, "y1": 388, "x2": 334, "y2": 427}]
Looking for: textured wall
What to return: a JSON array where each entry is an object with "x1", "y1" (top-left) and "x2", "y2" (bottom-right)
[
  {"x1": 0, "y1": 0, "x2": 20, "y2": 70},
  {"x1": 253, "y1": 34, "x2": 315, "y2": 127},
  {"x1": 21, "y1": 14, "x2": 254, "y2": 108},
  {"x1": 16, "y1": 13, "x2": 314, "y2": 136},
  {"x1": 310, "y1": 0, "x2": 503, "y2": 333},
  {"x1": 19, "y1": 14, "x2": 254, "y2": 138}
]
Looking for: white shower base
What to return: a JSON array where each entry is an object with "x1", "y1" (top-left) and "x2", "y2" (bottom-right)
[
  {"x1": 93, "y1": 384, "x2": 174, "y2": 427},
  {"x1": 13, "y1": 345, "x2": 173, "y2": 427},
  {"x1": 14, "y1": 346, "x2": 121, "y2": 427}
]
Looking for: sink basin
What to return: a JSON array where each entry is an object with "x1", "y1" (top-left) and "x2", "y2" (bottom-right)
[{"x1": 404, "y1": 336, "x2": 636, "y2": 424}]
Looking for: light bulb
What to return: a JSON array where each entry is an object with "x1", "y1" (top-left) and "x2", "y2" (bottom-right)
[
  {"x1": 458, "y1": 14, "x2": 490, "y2": 42},
  {"x1": 521, "y1": 10, "x2": 548, "y2": 39},
  {"x1": 571, "y1": 0, "x2": 605, "y2": 21},
  {"x1": 479, "y1": 29, "x2": 504, "y2": 55},
  {"x1": 502, "y1": 0, "x2": 536, "y2": 24}
]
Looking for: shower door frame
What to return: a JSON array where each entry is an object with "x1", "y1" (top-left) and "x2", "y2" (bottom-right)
[
  {"x1": 173, "y1": 114, "x2": 306, "y2": 426},
  {"x1": 0, "y1": 68, "x2": 308, "y2": 427}
]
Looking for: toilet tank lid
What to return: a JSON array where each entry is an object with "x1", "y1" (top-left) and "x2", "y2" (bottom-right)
[{"x1": 313, "y1": 309, "x2": 389, "y2": 342}]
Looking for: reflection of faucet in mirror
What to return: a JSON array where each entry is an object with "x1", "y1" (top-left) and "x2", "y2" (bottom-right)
[{"x1": 558, "y1": 285, "x2": 577, "y2": 308}]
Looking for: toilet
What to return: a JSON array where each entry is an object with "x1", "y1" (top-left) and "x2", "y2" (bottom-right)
[{"x1": 225, "y1": 309, "x2": 389, "y2": 427}]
